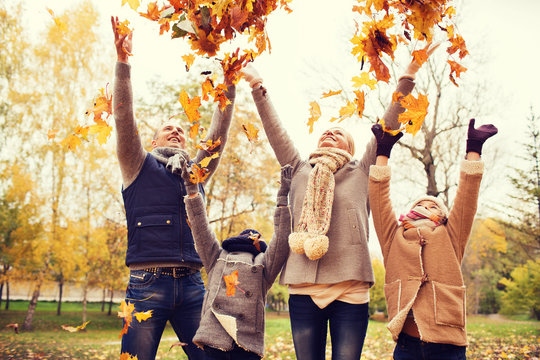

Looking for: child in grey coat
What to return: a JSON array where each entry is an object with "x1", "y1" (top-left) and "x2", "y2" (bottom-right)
[{"x1": 181, "y1": 158, "x2": 293, "y2": 360}]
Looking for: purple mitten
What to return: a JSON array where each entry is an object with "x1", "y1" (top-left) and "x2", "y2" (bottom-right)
[
  {"x1": 466, "y1": 119, "x2": 498, "y2": 155},
  {"x1": 371, "y1": 124, "x2": 403, "y2": 158}
]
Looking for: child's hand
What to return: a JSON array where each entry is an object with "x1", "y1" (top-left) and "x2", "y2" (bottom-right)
[
  {"x1": 179, "y1": 153, "x2": 199, "y2": 195},
  {"x1": 277, "y1": 164, "x2": 293, "y2": 206},
  {"x1": 466, "y1": 118, "x2": 498, "y2": 155},
  {"x1": 371, "y1": 124, "x2": 403, "y2": 158}
]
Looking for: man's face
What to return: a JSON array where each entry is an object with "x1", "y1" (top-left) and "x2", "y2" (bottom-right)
[
  {"x1": 151, "y1": 122, "x2": 186, "y2": 149},
  {"x1": 417, "y1": 200, "x2": 444, "y2": 218},
  {"x1": 317, "y1": 127, "x2": 351, "y2": 154}
]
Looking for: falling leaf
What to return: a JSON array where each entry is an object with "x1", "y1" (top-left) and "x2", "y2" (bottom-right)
[
  {"x1": 321, "y1": 90, "x2": 342, "y2": 98},
  {"x1": 448, "y1": 60, "x2": 467, "y2": 87},
  {"x1": 60, "y1": 134, "x2": 82, "y2": 151},
  {"x1": 199, "y1": 153, "x2": 219, "y2": 168},
  {"x1": 169, "y1": 342, "x2": 188, "y2": 351},
  {"x1": 89, "y1": 119, "x2": 113, "y2": 145},
  {"x1": 223, "y1": 270, "x2": 240, "y2": 296},
  {"x1": 189, "y1": 123, "x2": 200, "y2": 141},
  {"x1": 196, "y1": 138, "x2": 221, "y2": 152},
  {"x1": 398, "y1": 93, "x2": 429, "y2": 135},
  {"x1": 242, "y1": 123, "x2": 259, "y2": 145},
  {"x1": 307, "y1": 101, "x2": 321, "y2": 134},
  {"x1": 139, "y1": 2, "x2": 162, "y2": 21},
  {"x1": 201, "y1": 77, "x2": 215, "y2": 101},
  {"x1": 330, "y1": 101, "x2": 357, "y2": 123},
  {"x1": 121, "y1": 0, "x2": 140, "y2": 11},
  {"x1": 182, "y1": 54, "x2": 195, "y2": 71},
  {"x1": 189, "y1": 163, "x2": 210, "y2": 184},
  {"x1": 46, "y1": 8, "x2": 67, "y2": 32},
  {"x1": 351, "y1": 72, "x2": 377, "y2": 90},
  {"x1": 248, "y1": 231, "x2": 262, "y2": 252},
  {"x1": 118, "y1": 300, "x2": 135, "y2": 338},
  {"x1": 61, "y1": 321, "x2": 90, "y2": 333},
  {"x1": 411, "y1": 47, "x2": 428, "y2": 67},
  {"x1": 213, "y1": 84, "x2": 231, "y2": 111},
  {"x1": 178, "y1": 90, "x2": 201, "y2": 123},
  {"x1": 134, "y1": 310, "x2": 153, "y2": 322},
  {"x1": 86, "y1": 85, "x2": 113, "y2": 120},
  {"x1": 447, "y1": 34, "x2": 469, "y2": 60},
  {"x1": 353, "y1": 90, "x2": 365, "y2": 118}
]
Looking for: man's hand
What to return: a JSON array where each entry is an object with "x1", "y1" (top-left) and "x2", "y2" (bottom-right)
[
  {"x1": 111, "y1": 16, "x2": 132, "y2": 64},
  {"x1": 178, "y1": 153, "x2": 199, "y2": 196}
]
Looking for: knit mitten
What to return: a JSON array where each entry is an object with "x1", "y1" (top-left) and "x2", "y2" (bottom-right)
[
  {"x1": 371, "y1": 124, "x2": 403, "y2": 158},
  {"x1": 277, "y1": 165, "x2": 293, "y2": 207},
  {"x1": 466, "y1": 118, "x2": 498, "y2": 155}
]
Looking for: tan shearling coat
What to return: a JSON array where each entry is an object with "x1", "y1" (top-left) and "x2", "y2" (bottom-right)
[{"x1": 368, "y1": 160, "x2": 484, "y2": 346}]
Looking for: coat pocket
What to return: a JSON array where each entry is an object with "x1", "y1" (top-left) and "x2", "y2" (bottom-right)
[
  {"x1": 432, "y1": 281, "x2": 466, "y2": 328},
  {"x1": 384, "y1": 279, "x2": 401, "y2": 321}
]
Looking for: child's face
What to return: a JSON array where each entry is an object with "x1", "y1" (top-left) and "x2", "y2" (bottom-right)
[{"x1": 417, "y1": 200, "x2": 444, "y2": 218}]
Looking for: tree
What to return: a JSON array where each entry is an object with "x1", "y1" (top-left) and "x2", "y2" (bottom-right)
[
  {"x1": 499, "y1": 259, "x2": 540, "y2": 320},
  {"x1": 369, "y1": 258, "x2": 386, "y2": 316}
]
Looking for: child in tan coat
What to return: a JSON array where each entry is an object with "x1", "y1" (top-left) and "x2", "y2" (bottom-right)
[{"x1": 368, "y1": 119, "x2": 497, "y2": 359}]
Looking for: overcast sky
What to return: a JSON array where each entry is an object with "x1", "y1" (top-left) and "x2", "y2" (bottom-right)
[{"x1": 19, "y1": 0, "x2": 540, "y2": 257}]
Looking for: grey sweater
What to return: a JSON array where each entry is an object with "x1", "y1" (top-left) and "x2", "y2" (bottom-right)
[
  {"x1": 185, "y1": 194, "x2": 292, "y2": 357},
  {"x1": 250, "y1": 77, "x2": 415, "y2": 286}
]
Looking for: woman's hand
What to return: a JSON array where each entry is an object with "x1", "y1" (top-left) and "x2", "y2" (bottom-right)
[
  {"x1": 111, "y1": 16, "x2": 132, "y2": 64},
  {"x1": 466, "y1": 118, "x2": 498, "y2": 157}
]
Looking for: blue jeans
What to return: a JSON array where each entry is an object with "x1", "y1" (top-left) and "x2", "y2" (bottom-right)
[
  {"x1": 288, "y1": 294, "x2": 369, "y2": 360},
  {"x1": 120, "y1": 269, "x2": 206, "y2": 360},
  {"x1": 204, "y1": 344, "x2": 261, "y2": 360},
  {"x1": 393, "y1": 332, "x2": 467, "y2": 360}
]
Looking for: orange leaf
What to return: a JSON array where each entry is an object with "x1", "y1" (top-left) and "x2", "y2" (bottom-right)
[
  {"x1": 196, "y1": 138, "x2": 222, "y2": 152},
  {"x1": 89, "y1": 121, "x2": 113, "y2": 145},
  {"x1": 223, "y1": 270, "x2": 240, "y2": 297},
  {"x1": 411, "y1": 48, "x2": 428, "y2": 67},
  {"x1": 116, "y1": 19, "x2": 133, "y2": 36},
  {"x1": 118, "y1": 300, "x2": 135, "y2": 338},
  {"x1": 330, "y1": 101, "x2": 356, "y2": 123},
  {"x1": 351, "y1": 72, "x2": 377, "y2": 90},
  {"x1": 182, "y1": 54, "x2": 196, "y2": 71},
  {"x1": 447, "y1": 34, "x2": 469, "y2": 60},
  {"x1": 47, "y1": 8, "x2": 67, "y2": 32},
  {"x1": 189, "y1": 123, "x2": 200, "y2": 141},
  {"x1": 448, "y1": 60, "x2": 467, "y2": 87},
  {"x1": 242, "y1": 123, "x2": 259, "y2": 144},
  {"x1": 139, "y1": 2, "x2": 161, "y2": 21},
  {"x1": 178, "y1": 90, "x2": 201, "y2": 123},
  {"x1": 321, "y1": 90, "x2": 342, "y2": 99},
  {"x1": 189, "y1": 163, "x2": 210, "y2": 184},
  {"x1": 120, "y1": 353, "x2": 138, "y2": 360},
  {"x1": 398, "y1": 93, "x2": 429, "y2": 135},
  {"x1": 307, "y1": 101, "x2": 321, "y2": 134},
  {"x1": 59, "y1": 134, "x2": 82, "y2": 151},
  {"x1": 86, "y1": 86, "x2": 113, "y2": 120},
  {"x1": 354, "y1": 90, "x2": 365, "y2": 118},
  {"x1": 378, "y1": 118, "x2": 403, "y2": 135},
  {"x1": 134, "y1": 310, "x2": 153, "y2": 322},
  {"x1": 213, "y1": 84, "x2": 231, "y2": 111},
  {"x1": 201, "y1": 77, "x2": 215, "y2": 101}
]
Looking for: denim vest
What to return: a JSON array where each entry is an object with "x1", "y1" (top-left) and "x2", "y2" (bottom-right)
[{"x1": 122, "y1": 153, "x2": 204, "y2": 266}]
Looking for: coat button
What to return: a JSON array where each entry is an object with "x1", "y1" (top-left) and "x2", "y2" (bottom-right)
[
  {"x1": 245, "y1": 291, "x2": 253, "y2": 298},
  {"x1": 251, "y1": 266, "x2": 258, "y2": 273},
  {"x1": 166, "y1": 220, "x2": 171, "y2": 224},
  {"x1": 214, "y1": 303, "x2": 220, "y2": 310},
  {"x1": 137, "y1": 222, "x2": 142, "y2": 226}
]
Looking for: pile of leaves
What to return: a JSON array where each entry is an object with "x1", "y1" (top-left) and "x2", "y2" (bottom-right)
[{"x1": 309, "y1": 0, "x2": 469, "y2": 136}]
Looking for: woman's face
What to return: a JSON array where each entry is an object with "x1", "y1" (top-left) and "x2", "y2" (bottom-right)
[
  {"x1": 318, "y1": 128, "x2": 351, "y2": 153},
  {"x1": 417, "y1": 200, "x2": 444, "y2": 218}
]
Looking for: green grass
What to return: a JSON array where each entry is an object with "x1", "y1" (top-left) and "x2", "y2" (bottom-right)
[{"x1": 0, "y1": 302, "x2": 538, "y2": 359}]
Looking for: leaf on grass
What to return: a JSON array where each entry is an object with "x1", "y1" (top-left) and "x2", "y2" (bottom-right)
[
  {"x1": 6, "y1": 323, "x2": 19, "y2": 334},
  {"x1": 307, "y1": 101, "x2": 321, "y2": 134},
  {"x1": 223, "y1": 270, "x2": 240, "y2": 296},
  {"x1": 134, "y1": 310, "x2": 153, "y2": 322},
  {"x1": 199, "y1": 153, "x2": 219, "y2": 168},
  {"x1": 321, "y1": 90, "x2": 342, "y2": 99}
]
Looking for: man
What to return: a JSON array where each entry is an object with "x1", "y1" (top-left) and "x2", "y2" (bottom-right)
[{"x1": 111, "y1": 16, "x2": 236, "y2": 360}]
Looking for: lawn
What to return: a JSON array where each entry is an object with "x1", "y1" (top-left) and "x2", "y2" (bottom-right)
[{"x1": 0, "y1": 301, "x2": 538, "y2": 359}]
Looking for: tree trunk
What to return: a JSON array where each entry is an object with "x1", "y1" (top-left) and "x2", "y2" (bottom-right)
[
  {"x1": 0, "y1": 280, "x2": 3, "y2": 309},
  {"x1": 82, "y1": 282, "x2": 88, "y2": 323},
  {"x1": 5, "y1": 281, "x2": 9, "y2": 310},
  {"x1": 22, "y1": 281, "x2": 41, "y2": 331},
  {"x1": 56, "y1": 275, "x2": 64, "y2": 316},
  {"x1": 107, "y1": 288, "x2": 114, "y2": 316},
  {"x1": 101, "y1": 288, "x2": 106, "y2": 312}
]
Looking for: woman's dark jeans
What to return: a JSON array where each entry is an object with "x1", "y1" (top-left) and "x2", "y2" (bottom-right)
[
  {"x1": 288, "y1": 294, "x2": 369, "y2": 360},
  {"x1": 393, "y1": 332, "x2": 467, "y2": 360}
]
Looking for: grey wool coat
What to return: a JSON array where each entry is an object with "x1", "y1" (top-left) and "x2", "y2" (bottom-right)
[
  {"x1": 184, "y1": 193, "x2": 292, "y2": 357},
  {"x1": 250, "y1": 77, "x2": 415, "y2": 286}
]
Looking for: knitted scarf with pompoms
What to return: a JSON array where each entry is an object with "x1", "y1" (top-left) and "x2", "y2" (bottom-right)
[{"x1": 288, "y1": 147, "x2": 351, "y2": 260}]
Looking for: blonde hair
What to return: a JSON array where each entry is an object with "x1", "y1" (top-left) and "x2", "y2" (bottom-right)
[{"x1": 327, "y1": 127, "x2": 355, "y2": 156}]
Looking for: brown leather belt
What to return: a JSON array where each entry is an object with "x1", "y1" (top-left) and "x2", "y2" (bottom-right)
[{"x1": 142, "y1": 267, "x2": 196, "y2": 278}]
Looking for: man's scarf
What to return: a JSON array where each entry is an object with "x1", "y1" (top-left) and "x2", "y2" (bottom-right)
[
  {"x1": 150, "y1": 147, "x2": 190, "y2": 175},
  {"x1": 288, "y1": 147, "x2": 352, "y2": 260}
]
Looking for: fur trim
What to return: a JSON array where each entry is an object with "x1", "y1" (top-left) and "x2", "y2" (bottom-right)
[
  {"x1": 369, "y1": 165, "x2": 391, "y2": 181},
  {"x1": 304, "y1": 234, "x2": 329, "y2": 260},
  {"x1": 289, "y1": 233, "x2": 306, "y2": 254},
  {"x1": 461, "y1": 159, "x2": 484, "y2": 175},
  {"x1": 212, "y1": 309, "x2": 238, "y2": 342}
]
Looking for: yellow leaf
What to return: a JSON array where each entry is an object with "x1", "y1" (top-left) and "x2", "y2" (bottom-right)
[
  {"x1": 398, "y1": 93, "x2": 429, "y2": 135},
  {"x1": 134, "y1": 310, "x2": 153, "y2": 322},
  {"x1": 199, "y1": 153, "x2": 219, "y2": 168},
  {"x1": 182, "y1": 54, "x2": 195, "y2": 71},
  {"x1": 307, "y1": 101, "x2": 321, "y2": 133},
  {"x1": 89, "y1": 122, "x2": 113, "y2": 145},
  {"x1": 178, "y1": 90, "x2": 201, "y2": 123},
  {"x1": 242, "y1": 123, "x2": 259, "y2": 144},
  {"x1": 351, "y1": 72, "x2": 377, "y2": 90},
  {"x1": 59, "y1": 134, "x2": 82, "y2": 151},
  {"x1": 331, "y1": 101, "x2": 356, "y2": 123},
  {"x1": 121, "y1": 0, "x2": 140, "y2": 11},
  {"x1": 321, "y1": 90, "x2": 342, "y2": 99}
]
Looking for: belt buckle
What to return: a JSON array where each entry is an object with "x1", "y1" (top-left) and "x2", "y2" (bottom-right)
[{"x1": 173, "y1": 267, "x2": 183, "y2": 278}]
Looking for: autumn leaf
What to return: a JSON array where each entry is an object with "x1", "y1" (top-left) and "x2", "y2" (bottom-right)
[
  {"x1": 121, "y1": 0, "x2": 140, "y2": 11},
  {"x1": 6, "y1": 323, "x2": 19, "y2": 334},
  {"x1": 248, "y1": 231, "x2": 262, "y2": 252},
  {"x1": 60, "y1": 134, "x2": 82, "y2": 151},
  {"x1": 321, "y1": 90, "x2": 342, "y2": 98},
  {"x1": 118, "y1": 300, "x2": 135, "y2": 338},
  {"x1": 242, "y1": 123, "x2": 259, "y2": 146},
  {"x1": 378, "y1": 118, "x2": 402, "y2": 136},
  {"x1": 201, "y1": 77, "x2": 215, "y2": 101},
  {"x1": 178, "y1": 90, "x2": 201, "y2": 123},
  {"x1": 223, "y1": 270, "x2": 240, "y2": 296},
  {"x1": 189, "y1": 123, "x2": 200, "y2": 141},
  {"x1": 351, "y1": 72, "x2": 377, "y2": 90},
  {"x1": 89, "y1": 119, "x2": 113, "y2": 145},
  {"x1": 354, "y1": 90, "x2": 365, "y2": 118},
  {"x1": 134, "y1": 310, "x2": 153, "y2": 322},
  {"x1": 169, "y1": 342, "x2": 188, "y2": 351},
  {"x1": 86, "y1": 85, "x2": 113, "y2": 120},
  {"x1": 199, "y1": 153, "x2": 219, "y2": 168},
  {"x1": 189, "y1": 163, "x2": 210, "y2": 184},
  {"x1": 213, "y1": 84, "x2": 231, "y2": 111},
  {"x1": 116, "y1": 19, "x2": 133, "y2": 36},
  {"x1": 196, "y1": 138, "x2": 221, "y2": 152},
  {"x1": 411, "y1": 47, "x2": 428, "y2": 67},
  {"x1": 448, "y1": 60, "x2": 467, "y2": 87},
  {"x1": 447, "y1": 34, "x2": 469, "y2": 60},
  {"x1": 139, "y1": 2, "x2": 161, "y2": 21},
  {"x1": 182, "y1": 54, "x2": 196, "y2": 71},
  {"x1": 307, "y1": 101, "x2": 321, "y2": 134},
  {"x1": 330, "y1": 101, "x2": 357, "y2": 123},
  {"x1": 61, "y1": 321, "x2": 90, "y2": 333},
  {"x1": 47, "y1": 8, "x2": 67, "y2": 32},
  {"x1": 398, "y1": 93, "x2": 429, "y2": 135}
]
